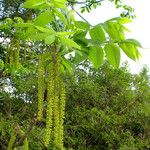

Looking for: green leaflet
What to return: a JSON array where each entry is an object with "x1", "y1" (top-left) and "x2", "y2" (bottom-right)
[
  {"x1": 23, "y1": 0, "x2": 47, "y2": 9},
  {"x1": 89, "y1": 25, "x2": 106, "y2": 43},
  {"x1": 14, "y1": 23, "x2": 56, "y2": 40},
  {"x1": 62, "y1": 58, "x2": 73, "y2": 74},
  {"x1": 14, "y1": 23, "x2": 55, "y2": 33},
  {"x1": 23, "y1": 0, "x2": 67, "y2": 9},
  {"x1": 59, "y1": 37, "x2": 80, "y2": 49},
  {"x1": 29, "y1": 33, "x2": 48, "y2": 41},
  {"x1": 106, "y1": 17, "x2": 132, "y2": 24},
  {"x1": 74, "y1": 50, "x2": 88, "y2": 64},
  {"x1": 73, "y1": 30, "x2": 87, "y2": 39},
  {"x1": 74, "y1": 21, "x2": 90, "y2": 30},
  {"x1": 13, "y1": 23, "x2": 34, "y2": 28},
  {"x1": 34, "y1": 10, "x2": 54, "y2": 26},
  {"x1": 34, "y1": 25, "x2": 55, "y2": 34},
  {"x1": 89, "y1": 46, "x2": 104, "y2": 69},
  {"x1": 123, "y1": 39, "x2": 142, "y2": 48},
  {"x1": 103, "y1": 21, "x2": 125, "y2": 41},
  {"x1": 45, "y1": 35, "x2": 55, "y2": 45},
  {"x1": 104, "y1": 43, "x2": 121, "y2": 68},
  {"x1": 117, "y1": 17, "x2": 132, "y2": 24},
  {"x1": 119, "y1": 42, "x2": 141, "y2": 61},
  {"x1": 56, "y1": 31, "x2": 75, "y2": 36},
  {"x1": 53, "y1": 0, "x2": 67, "y2": 8}
]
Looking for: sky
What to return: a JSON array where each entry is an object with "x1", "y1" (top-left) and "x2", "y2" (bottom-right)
[{"x1": 75, "y1": 0, "x2": 150, "y2": 73}]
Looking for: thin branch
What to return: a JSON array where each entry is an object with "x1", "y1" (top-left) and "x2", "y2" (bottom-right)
[
  {"x1": 70, "y1": 5, "x2": 92, "y2": 26},
  {"x1": 67, "y1": 0, "x2": 104, "y2": 4}
]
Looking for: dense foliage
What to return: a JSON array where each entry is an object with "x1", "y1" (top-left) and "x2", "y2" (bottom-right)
[{"x1": 1, "y1": 62, "x2": 150, "y2": 149}]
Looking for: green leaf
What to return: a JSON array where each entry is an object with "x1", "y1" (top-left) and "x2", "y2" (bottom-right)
[
  {"x1": 53, "y1": 0, "x2": 67, "y2": 8},
  {"x1": 103, "y1": 21, "x2": 125, "y2": 41},
  {"x1": 59, "y1": 37, "x2": 80, "y2": 49},
  {"x1": 45, "y1": 35, "x2": 55, "y2": 45},
  {"x1": 74, "y1": 21, "x2": 90, "y2": 30},
  {"x1": 25, "y1": 27, "x2": 37, "y2": 39},
  {"x1": 89, "y1": 25, "x2": 106, "y2": 43},
  {"x1": 123, "y1": 39, "x2": 142, "y2": 48},
  {"x1": 56, "y1": 31, "x2": 75, "y2": 36},
  {"x1": 119, "y1": 42, "x2": 141, "y2": 61},
  {"x1": 34, "y1": 10, "x2": 54, "y2": 26},
  {"x1": 104, "y1": 43, "x2": 121, "y2": 68},
  {"x1": 29, "y1": 33, "x2": 49, "y2": 41},
  {"x1": 73, "y1": 31, "x2": 87, "y2": 43},
  {"x1": 106, "y1": 17, "x2": 131, "y2": 24},
  {"x1": 74, "y1": 50, "x2": 88, "y2": 64},
  {"x1": 117, "y1": 17, "x2": 132, "y2": 24},
  {"x1": 62, "y1": 58, "x2": 73, "y2": 74},
  {"x1": 87, "y1": 39, "x2": 101, "y2": 47},
  {"x1": 23, "y1": 0, "x2": 46, "y2": 9},
  {"x1": 13, "y1": 23, "x2": 34, "y2": 28},
  {"x1": 89, "y1": 46, "x2": 104, "y2": 69},
  {"x1": 34, "y1": 26, "x2": 55, "y2": 34}
]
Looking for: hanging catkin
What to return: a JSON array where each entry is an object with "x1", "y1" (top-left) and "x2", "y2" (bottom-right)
[
  {"x1": 14, "y1": 40, "x2": 20, "y2": 69},
  {"x1": 8, "y1": 38, "x2": 20, "y2": 69},
  {"x1": 24, "y1": 138, "x2": 29, "y2": 150},
  {"x1": 53, "y1": 76, "x2": 60, "y2": 148},
  {"x1": 37, "y1": 56, "x2": 45, "y2": 121},
  {"x1": 44, "y1": 46, "x2": 66, "y2": 149},
  {"x1": 45, "y1": 68, "x2": 54, "y2": 147},
  {"x1": 9, "y1": 44, "x2": 13, "y2": 67},
  {"x1": 58, "y1": 80, "x2": 66, "y2": 150}
]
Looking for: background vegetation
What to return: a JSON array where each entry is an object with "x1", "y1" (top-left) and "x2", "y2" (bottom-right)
[{"x1": 1, "y1": 61, "x2": 150, "y2": 149}]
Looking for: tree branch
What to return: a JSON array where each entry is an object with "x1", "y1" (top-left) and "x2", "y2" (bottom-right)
[
  {"x1": 70, "y1": 5, "x2": 92, "y2": 26},
  {"x1": 67, "y1": 0, "x2": 104, "y2": 4}
]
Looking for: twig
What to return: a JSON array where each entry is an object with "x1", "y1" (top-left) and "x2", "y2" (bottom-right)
[
  {"x1": 67, "y1": 0, "x2": 104, "y2": 4},
  {"x1": 70, "y1": 5, "x2": 92, "y2": 26}
]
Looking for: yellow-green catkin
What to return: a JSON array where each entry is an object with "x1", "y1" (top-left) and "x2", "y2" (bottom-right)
[
  {"x1": 51, "y1": 62, "x2": 60, "y2": 149},
  {"x1": 9, "y1": 39, "x2": 20, "y2": 69},
  {"x1": 53, "y1": 84, "x2": 59, "y2": 148},
  {"x1": 9, "y1": 45, "x2": 13, "y2": 67},
  {"x1": 8, "y1": 130, "x2": 16, "y2": 150},
  {"x1": 24, "y1": 138, "x2": 29, "y2": 150},
  {"x1": 45, "y1": 70, "x2": 54, "y2": 147},
  {"x1": 14, "y1": 41, "x2": 20, "y2": 69},
  {"x1": 58, "y1": 81, "x2": 66, "y2": 150},
  {"x1": 37, "y1": 56, "x2": 45, "y2": 121}
]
